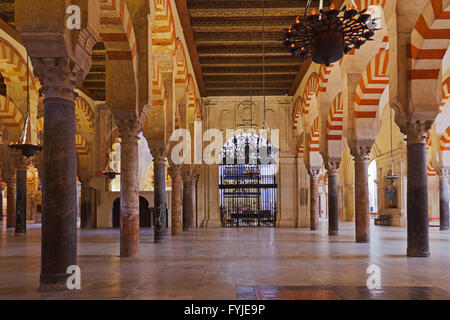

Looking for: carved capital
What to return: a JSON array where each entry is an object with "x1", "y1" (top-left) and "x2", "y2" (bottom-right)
[
  {"x1": 181, "y1": 165, "x2": 193, "y2": 181},
  {"x1": 116, "y1": 118, "x2": 142, "y2": 143},
  {"x1": 392, "y1": 101, "x2": 433, "y2": 145},
  {"x1": 149, "y1": 141, "x2": 169, "y2": 164},
  {"x1": 308, "y1": 168, "x2": 320, "y2": 179},
  {"x1": 349, "y1": 140, "x2": 372, "y2": 161},
  {"x1": 437, "y1": 169, "x2": 449, "y2": 180},
  {"x1": 324, "y1": 159, "x2": 341, "y2": 176},
  {"x1": 167, "y1": 164, "x2": 182, "y2": 178}
]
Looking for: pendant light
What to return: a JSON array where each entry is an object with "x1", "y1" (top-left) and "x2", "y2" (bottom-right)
[
  {"x1": 102, "y1": 112, "x2": 120, "y2": 180},
  {"x1": 9, "y1": 54, "x2": 42, "y2": 158}
]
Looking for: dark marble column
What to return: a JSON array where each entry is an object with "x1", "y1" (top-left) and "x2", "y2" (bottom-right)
[
  {"x1": 6, "y1": 177, "x2": 15, "y2": 228},
  {"x1": 116, "y1": 120, "x2": 140, "y2": 257},
  {"x1": 79, "y1": 177, "x2": 91, "y2": 228},
  {"x1": 325, "y1": 161, "x2": 340, "y2": 236},
  {"x1": 182, "y1": 166, "x2": 192, "y2": 231},
  {"x1": 15, "y1": 157, "x2": 29, "y2": 234},
  {"x1": 40, "y1": 96, "x2": 78, "y2": 290},
  {"x1": 406, "y1": 137, "x2": 429, "y2": 256},
  {"x1": 190, "y1": 172, "x2": 199, "y2": 229},
  {"x1": 151, "y1": 143, "x2": 168, "y2": 242},
  {"x1": 352, "y1": 147, "x2": 371, "y2": 243},
  {"x1": 438, "y1": 169, "x2": 449, "y2": 231},
  {"x1": 168, "y1": 164, "x2": 182, "y2": 235},
  {"x1": 309, "y1": 169, "x2": 320, "y2": 230},
  {"x1": 0, "y1": 184, "x2": 3, "y2": 221}
]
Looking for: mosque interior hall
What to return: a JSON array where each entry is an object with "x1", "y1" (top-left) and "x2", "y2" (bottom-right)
[{"x1": 0, "y1": 0, "x2": 449, "y2": 300}]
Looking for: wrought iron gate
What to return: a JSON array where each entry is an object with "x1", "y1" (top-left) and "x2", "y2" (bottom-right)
[{"x1": 219, "y1": 133, "x2": 277, "y2": 227}]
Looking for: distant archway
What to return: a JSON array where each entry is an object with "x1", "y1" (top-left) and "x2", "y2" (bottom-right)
[
  {"x1": 368, "y1": 160, "x2": 378, "y2": 213},
  {"x1": 112, "y1": 197, "x2": 152, "y2": 228}
]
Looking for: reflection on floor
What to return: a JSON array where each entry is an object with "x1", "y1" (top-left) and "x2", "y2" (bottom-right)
[
  {"x1": 0, "y1": 221, "x2": 449, "y2": 300},
  {"x1": 237, "y1": 286, "x2": 450, "y2": 300}
]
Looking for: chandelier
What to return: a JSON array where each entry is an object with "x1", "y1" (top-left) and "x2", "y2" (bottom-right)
[
  {"x1": 102, "y1": 112, "x2": 120, "y2": 180},
  {"x1": 283, "y1": 1, "x2": 378, "y2": 66},
  {"x1": 9, "y1": 54, "x2": 42, "y2": 158}
]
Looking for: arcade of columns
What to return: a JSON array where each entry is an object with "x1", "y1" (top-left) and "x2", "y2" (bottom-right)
[{"x1": 0, "y1": 0, "x2": 448, "y2": 291}]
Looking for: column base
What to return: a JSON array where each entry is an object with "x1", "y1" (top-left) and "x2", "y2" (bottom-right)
[
  {"x1": 440, "y1": 227, "x2": 449, "y2": 231},
  {"x1": 328, "y1": 230, "x2": 338, "y2": 236},
  {"x1": 356, "y1": 235, "x2": 370, "y2": 243},
  {"x1": 407, "y1": 247, "x2": 430, "y2": 257},
  {"x1": 39, "y1": 274, "x2": 69, "y2": 292},
  {"x1": 310, "y1": 226, "x2": 318, "y2": 231}
]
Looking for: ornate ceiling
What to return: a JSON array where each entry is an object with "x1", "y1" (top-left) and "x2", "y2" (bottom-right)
[{"x1": 181, "y1": 0, "x2": 319, "y2": 96}]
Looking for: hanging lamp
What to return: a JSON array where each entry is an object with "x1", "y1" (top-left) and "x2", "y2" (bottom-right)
[
  {"x1": 385, "y1": 105, "x2": 399, "y2": 182},
  {"x1": 283, "y1": 0, "x2": 379, "y2": 66},
  {"x1": 102, "y1": 113, "x2": 120, "y2": 180},
  {"x1": 9, "y1": 55, "x2": 42, "y2": 158}
]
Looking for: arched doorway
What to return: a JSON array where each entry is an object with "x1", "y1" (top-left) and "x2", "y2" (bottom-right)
[
  {"x1": 219, "y1": 132, "x2": 278, "y2": 227},
  {"x1": 112, "y1": 197, "x2": 152, "y2": 228}
]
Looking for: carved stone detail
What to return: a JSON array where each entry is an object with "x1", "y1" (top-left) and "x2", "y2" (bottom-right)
[{"x1": 392, "y1": 101, "x2": 433, "y2": 145}]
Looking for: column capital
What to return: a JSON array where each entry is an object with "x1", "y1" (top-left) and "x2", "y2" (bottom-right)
[
  {"x1": 181, "y1": 165, "x2": 193, "y2": 181},
  {"x1": 14, "y1": 155, "x2": 31, "y2": 171},
  {"x1": 437, "y1": 168, "x2": 449, "y2": 180},
  {"x1": 324, "y1": 159, "x2": 341, "y2": 175},
  {"x1": 392, "y1": 101, "x2": 433, "y2": 145},
  {"x1": 115, "y1": 117, "x2": 143, "y2": 143},
  {"x1": 167, "y1": 164, "x2": 182, "y2": 178},
  {"x1": 308, "y1": 168, "x2": 320, "y2": 179},
  {"x1": 148, "y1": 140, "x2": 169, "y2": 164},
  {"x1": 349, "y1": 140, "x2": 372, "y2": 161}
]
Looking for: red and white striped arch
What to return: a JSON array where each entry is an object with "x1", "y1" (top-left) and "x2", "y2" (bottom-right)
[
  {"x1": 427, "y1": 161, "x2": 437, "y2": 176},
  {"x1": 0, "y1": 95, "x2": 23, "y2": 138},
  {"x1": 318, "y1": 64, "x2": 333, "y2": 93},
  {"x1": 174, "y1": 39, "x2": 188, "y2": 86},
  {"x1": 152, "y1": 56, "x2": 165, "y2": 108},
  {"x1": 187, "y1": 74, "x2": 198, "y2": 109},
  {"x1": 354, "y1": 49, "x2": 389, "y2": 120},
  {"x1": 75, "y1": 97, "x2": 95, "y2": 132},
  {"x1": 310, "y1": 117, "x2": 320, "y2": 152},
  {"x1": 327, "y1": 92, "x2": 344, "y2": 141},
  {"x1": 440, "y1": 76, "x2": 450, "y2": 112},
  {"x1": 409, "y1": 0, "x2": 450, "y2": 110},
  {"x1": 76, "y1": 134, "x2": 90, "y2": 156},
  {"x1": 0, "y1": 39, "x2": 39, "y2": 94},
  {"x1": 152, "y1": 0, "x2": 176, "y2": 50},
  {"x1": 100, "y1": 0, "x2": 137, "y2": 72},
  {"x1": 440, "y1": 126, "x2": 450, "y2": 168},
  {"x1": 293, "y1": 74, "x2": 320, "y2": 130}
]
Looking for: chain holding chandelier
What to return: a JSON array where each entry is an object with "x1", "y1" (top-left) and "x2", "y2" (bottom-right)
[
  {"x1": 9, "y1": 54, "x2": 42, "y2": 158},
  {"x1": 283, "y1": 0, "x2": 379, "y2": 66}
]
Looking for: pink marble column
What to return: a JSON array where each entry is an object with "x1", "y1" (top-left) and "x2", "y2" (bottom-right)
[
  {"x1": 182, "y1": 166, "x2": 193, "y2": 230},
  {"x1": 168, "y1": 164, "x2": 182, "y2": 235},
  {"x1": 325, "y1": 160, "x2": 340, "y2": 236},
  {"x1": 351, "y1": 146, "x2": 371, "y2": 243},
  {"x1": 309, "y1": 169, "x2": 320, "y2": 230},
  {"x1": 117, "y1": 119, "x2": 140, "y2": 257},
  {"x1": 150, "y1": 142, "x2": 168, "y2": 242}
]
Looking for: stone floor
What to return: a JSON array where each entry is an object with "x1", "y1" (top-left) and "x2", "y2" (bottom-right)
[{"x1": 0, "y1": 220, "x2": 449, "y2": 300}]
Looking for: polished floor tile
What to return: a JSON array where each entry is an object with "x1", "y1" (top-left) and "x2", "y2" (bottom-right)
[{"x1": 0, "y1": 220, "x2": 449, "y2": 300}]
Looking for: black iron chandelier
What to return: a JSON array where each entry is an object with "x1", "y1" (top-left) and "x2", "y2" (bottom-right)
[
  {"x1": 283, "y1": 0, "x2": 378, "y2": 66},
  {"x1": 9, "y1": 54, "x2": 42, "y2": 158}
]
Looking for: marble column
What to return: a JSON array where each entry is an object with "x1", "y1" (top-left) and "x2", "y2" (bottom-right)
[
  {"x1": 325, "y1": 161, "x2": 340, "y2": 236},
  {"x1": 6, "y1": 177, "x2": 16, "y2": 228},
  {"x1": 404, "y1": 132, "x2": 429, "y2": 256},
  {"x1": 151, "y1": 143, "x2": 168, "y2": 242},
  {"x1": 352, "y1": 146, "x2": 371, "y2": 243},
  {"x1": 79, "y1": 177, "x2": 91, "y2": 229},
  {"x1": 168, "y1": 164, "x2": 182, "y2": 235},
  {"x1": 190, "y1": 173, "x2": 199, "y2": 228},
  {"x1": 0, "y1": 184, "x2": 3, "y2": 221},
  {"x1": 40, "y1": 95, "x2": 78, "y2": 290},
  {"x1": 438, "y1": 169, "x2": 449, "y2": 231},
  {"x1": 117, "y1": 120, "x2": 140, "y2": 257},
  {"x1": 15, "y1": 156, "x2": 29, "y2": 234},
  {"x1": 309, "y1": 169, "x2": 320, "y2": 230},
  {"x1": 182, "y1": 166, "x2": 192, "y2": 230}
]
